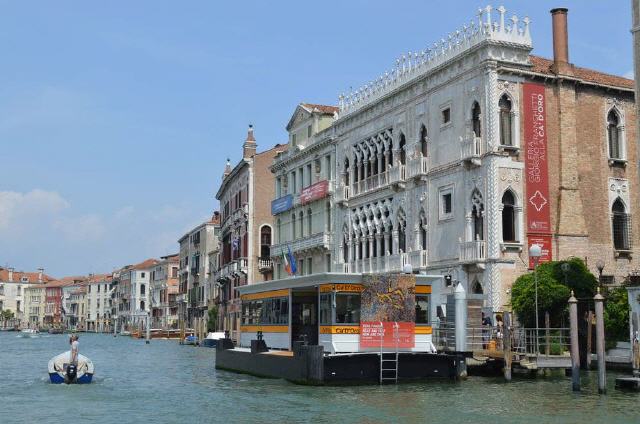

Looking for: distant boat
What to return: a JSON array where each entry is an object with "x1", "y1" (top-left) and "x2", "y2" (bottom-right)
[
  {"x1": 48, "y1": 351, "x2": 94, "y2": 384},
  {"x1": 48, "y1": 328, "x2": 64, "y2": 334},
  {"x1": 19, "y1": 328, "x2": 39, "y2": 338},
  {"x1": 181, "y1": 334, "x2": 198, "y2": 346},
  {"x1": 202, "y1": 332, "x2": 225, "y2": 348}
]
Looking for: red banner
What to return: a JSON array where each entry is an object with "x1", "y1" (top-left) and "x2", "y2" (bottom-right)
[
  {"x1": 524, "y1": 83, "x2": 551, "y2": 234},
  {"x1": 527, "y1": 234, "x2": 553, "y2": 269},
  {"x1": 300, "y1": 180, "x2": 328, "y2": 204},
  {"x1": 359, "y1": 321, "x2": 415, "y2": 348}
]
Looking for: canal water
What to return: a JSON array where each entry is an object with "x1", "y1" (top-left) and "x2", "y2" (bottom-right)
[{"x1": 1, "y1": 332, "x2": 638, "y2": 424}]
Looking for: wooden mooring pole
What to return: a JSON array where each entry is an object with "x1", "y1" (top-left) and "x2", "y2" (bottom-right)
[
  {"x1": 586, "y1": 311, "x2": 593, "y2": 369},
  {"x1": 594, "y1": 288, "x2": 606, "y2": 394},
  {"x1": 503, "y1": 311, "x2": 512, "y2": 382},
  {"x1": 545, "y1": 311, "x2": 550, "y2": 356},
  {"x1": 569, "y1": 291, "x2": 580, "y2": 391}
]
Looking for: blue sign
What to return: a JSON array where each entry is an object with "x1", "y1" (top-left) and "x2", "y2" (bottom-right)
[{"x1": 271, "y1": 194, "x2": 293, "y2": 215}]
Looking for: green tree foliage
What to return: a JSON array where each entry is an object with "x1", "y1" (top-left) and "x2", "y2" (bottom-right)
[
  {"x1": 511, "y1": 258, "x2": 597, "y2": 327},
  {"x1": 604, "y1": 286, "x2": 629, "y2": 343},
  {"x1": 207, "y1": 306, "x2": 218, "y2": 332},
  {"x1": 1, "y1": 310, "x2": 15, "y2": 321}
]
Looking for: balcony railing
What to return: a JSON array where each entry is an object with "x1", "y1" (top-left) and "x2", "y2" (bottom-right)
[
  {"x1": 258, "y1": 258, "x2": 273, "y2": 273},
  {"x1": 345, "y1": 252, "x2": 415, "y2": 274},
  {"x1": 388, "y1": 165, "x2": 406, "y2": 185},
  {"x1": 459, "y1": 240, "x2": 486, "y2": 262},
  {"x1": 335, "y1": 184, "x2": 350, "y2": 204},
  {"x1": 409, "y1": 250, "x2": 428, "y2": 269},
  {"x1": 407, "y1": 156, "x2": 429, "y2": 179},
  {"x1": 270, "y1": 233, "x2": 333, "y2": 257},
  {"x1": 461, "y1": 136, "x2": 483, "y2": 164}
]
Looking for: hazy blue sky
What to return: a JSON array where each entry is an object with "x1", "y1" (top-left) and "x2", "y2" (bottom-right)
[{"x1": 0, "y1": 1, "x2": 634, "y2": 277}]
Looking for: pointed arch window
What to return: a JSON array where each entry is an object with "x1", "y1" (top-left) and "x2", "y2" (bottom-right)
[
  {"x1": 472, "y1": 102, "x2": 481, "y2": 138},
  {"x1": 260, "y1": 226, "x2": 271, "y2": 258},
  {"x1": 399, "y1": 133, "x2": 406, "y2": 165},
  {"x1": 612, "y1": 198, "x2": 631, "y2": 250},
  {"x1": 419, "y1": 125, "x2": 428, "y2": 157},
  {"x1": 608, "y1": 110, "x2": 623, "y2": 160},
  {"x1": 471, "y1": 190, "x2": 484, "y2": 241},
  {"x1": 501, "y1": 191, "x2": 517, "y2": 242},
  {"x1": 499, "y1": 95, "x2": 513, "y2": 146},
  {"x1": 419, "y1": 209, "x2": 428, "y2": 251}
]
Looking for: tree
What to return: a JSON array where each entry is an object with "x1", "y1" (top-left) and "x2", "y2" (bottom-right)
[
  {"x1": 1, "y1": 310, "x2": 15, "y2": 321},
  {"x1": 207, "y1": 305, "x2": 218, "y2": 332},
  {"x1": 604, "y1": 286, "x2": 630, "y2": 344},
  {"x1": 511, "y1": 257, "x2": 597, "y2": 327}
]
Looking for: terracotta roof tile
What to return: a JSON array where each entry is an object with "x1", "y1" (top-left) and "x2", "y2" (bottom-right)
[
  {"x1": 0, "y1": 268, "x2": 55, "y2": 283},
  {"x1": 301, "y1": 103, "x2": 339, "y2": 115},
  {"x1": 528, "y1": 55, "x2": 633, "y2": 90}
]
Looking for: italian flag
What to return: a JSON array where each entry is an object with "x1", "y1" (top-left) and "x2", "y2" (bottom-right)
[{"x1": 282, "y1": 248, "x2": 291, "y2": 275}]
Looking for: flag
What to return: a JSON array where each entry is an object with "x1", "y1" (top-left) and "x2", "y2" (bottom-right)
[
  {"x1": 282, "y1": 248, "x2": 291, "y2": 275},
  {"x1": 287, "y1": 245, "x2": 297, "y2": 276}
]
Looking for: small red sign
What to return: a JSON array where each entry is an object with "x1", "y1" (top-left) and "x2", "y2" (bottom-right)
[
  {"x1": 300, "y1": 180, "x2": 328, "y2": 205},
  {"x1": 360, "y1": 321, "x2": 415, "y2": 348},
  {"x1": 528, "y1": 234, "x2": 553, "y2": 269}
]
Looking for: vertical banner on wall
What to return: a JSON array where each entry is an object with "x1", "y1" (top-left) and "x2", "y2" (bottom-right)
[{"x1": 524, "y1": 83, "x2": 553, "y2": 268}]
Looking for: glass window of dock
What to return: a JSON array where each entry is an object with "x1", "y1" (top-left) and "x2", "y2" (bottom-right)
[
  {"x1": 335, "y1": 293, "x2": 361, "y2": 324},
  {"x1": 319, "y1": 294, "x2": 331, "y2": 325},
  {"x1": 415, "y1": 294, "x2": 430, "y2": 324}
]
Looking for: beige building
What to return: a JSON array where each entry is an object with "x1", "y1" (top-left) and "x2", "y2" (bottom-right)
[
  {"x1": 178, "y1": 215, "x2": 219, "y2": 328},
  {"x1": 270, "y1": 103, "x2": 338, "y2": 279},
  {"x1": 24, "y1": 285, "x2": 45, "y2": 327},
  {"x1": 0, "y1": 267, "x2": 53, "y2": 325},
  {"x1": 215, "y1": 125, "x2": 286, "y2": 341},
  {"x1": 150, "y1": 254, "x2": 179, "y2": 329},
  {"x1": 85, "y1": 274, "x2": 113, "y2": 332}
]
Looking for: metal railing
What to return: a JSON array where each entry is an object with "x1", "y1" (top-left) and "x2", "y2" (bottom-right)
[{"x1": 433, "y1": 325, "x2": 571, "y2": 356}]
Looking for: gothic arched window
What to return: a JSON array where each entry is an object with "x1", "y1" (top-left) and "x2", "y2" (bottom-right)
[
  {"x1": 472, "y1": 102, "x2": 481, "y2": 138},
  {"x1": 399, "y1": 133, "x2": 406, "y2": 165},
  {"x1": 501, "y1": 190, "x2": 517, "y2": 242},
  {"x1": 612, "y1": 198, "x2": 631, "y2": 250},
  {"x1": 499, "y1": 95, "x2": 513, "y2": 146},
  {"x1": 471, "y1": 190, "x2": 484, "y2": 241},
  {"x1": 608, "y1": 110, "x2": 622, "y2": 159},
  {"x1": 419, "y1": 125, "x2": 428, "y2": 157},
  {"x1": 260, "y1": 226, "x2": 271, "y2": 258}
]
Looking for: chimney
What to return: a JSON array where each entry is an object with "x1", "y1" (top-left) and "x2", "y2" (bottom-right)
[
  {"x1": 8, "y1": 267, "x2": 14, "y2": 282},
  {"x1": 550, "y1": 8, "x2": 573, "y2": 75},
  {"x1": 223, "y1": 158, "x2": 232, "y2": 178},
  {"x1": 38, "y1": 268, "x2": 44, "y2": 283},
  {"x1": 243, "y1": 124, "x2": 257, "y2": 159}
]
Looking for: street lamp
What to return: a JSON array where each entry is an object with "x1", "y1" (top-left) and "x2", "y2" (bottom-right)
[
  {"x1": 596, "y1": 259, "x2": 605, "y2": 287},
  {"x1": 529, "y1": 244, "x2": 542, "y2": 354}
]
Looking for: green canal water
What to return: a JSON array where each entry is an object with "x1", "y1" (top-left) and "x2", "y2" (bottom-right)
[{"x1": 1, "y1": 332, "x2": 639, "y2": 424}]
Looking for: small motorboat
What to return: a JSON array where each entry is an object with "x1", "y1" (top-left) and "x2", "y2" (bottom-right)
[
  {"x1": 48, "y1": 351, "x2": 94, "y2": 384},
  {"x1": 202, "y1": 332, "x2": 225, "y2": 348},
  {"x1": 48, "y1": 327, "x2": 64, "y2": 334},
  {"x1": 19, "y1": 328, "x2": 40, "y2": 338},
  {"x1": 181, "y1": 334, "x2": 198, "y2": 346}
]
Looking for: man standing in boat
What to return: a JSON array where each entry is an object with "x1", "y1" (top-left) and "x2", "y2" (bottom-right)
[{"x1": 70, "y1": 334, "x2": 79, "y2": 365}]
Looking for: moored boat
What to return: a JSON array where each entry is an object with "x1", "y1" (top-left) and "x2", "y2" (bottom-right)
[
  {"x1": 202, "y1": 332, "x2": 225, "y2": 348},
  {"x1": 48, "y1": 351, "x2": 94, "y2": 384},
  {"x1": 48, "y1": 327, "x2": 64, "y2": 334}
]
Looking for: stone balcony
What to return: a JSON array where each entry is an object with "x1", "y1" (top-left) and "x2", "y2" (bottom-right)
[
  {"x1": 460, "y1": 135, "x2": 483, "y2": 166},
  {"x1": 270, "y1": 233, "x2": 333, "y2": 257},
  {"x1": 407, "y1": 156, "x2": 429, "y2": 180},
  {"x1": 257, "y1": 258, "x2": 273, "y2": 273},
  {"x1": 340, "y1": 250, "x2": 428, "y2": 274},
  {"x1": 459, "y1": 240, "x2": 486, "y2": 263}
]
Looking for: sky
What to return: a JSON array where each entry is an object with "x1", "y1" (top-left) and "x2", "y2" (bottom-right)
[{"x1": 0, "y1": 0, "x2": 634, "y2": 277}]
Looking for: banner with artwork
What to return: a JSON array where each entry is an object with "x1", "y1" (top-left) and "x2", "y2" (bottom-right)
[{"x1": 359, "y1": 273, "x2": 415, "y2": 348}]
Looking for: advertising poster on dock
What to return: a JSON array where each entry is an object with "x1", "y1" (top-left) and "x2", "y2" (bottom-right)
[
  {"x1": 524, "y1": 82, "x2": 553, "y2": 268},
  {"x1": 359, "y1": 273, "x2": 415, "y2": 348}
]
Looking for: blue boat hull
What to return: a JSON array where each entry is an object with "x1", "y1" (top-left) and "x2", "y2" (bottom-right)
[
  {"x1": 49, "y1": 372, "x2": 93, "y2": 384},
  {"x1": 202, "y1": 339, "x2": 217, "y2": 348}
]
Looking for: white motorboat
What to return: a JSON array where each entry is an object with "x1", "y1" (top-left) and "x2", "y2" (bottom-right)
[
  {"x1": 19, "y1": 328, "x2": 40, "y2": 338},
  {"x1": 202, "y1": 332, "x2": 225, "y2": 348},
  {"x1": 48, "y1": 351, "x2": 94, "y2": 384}
]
